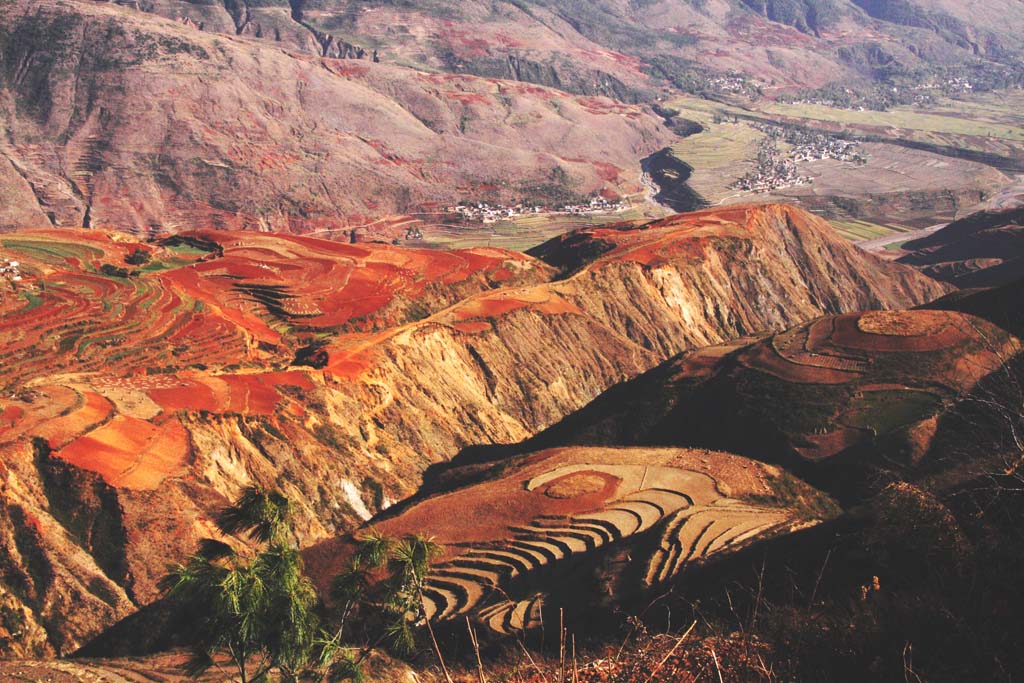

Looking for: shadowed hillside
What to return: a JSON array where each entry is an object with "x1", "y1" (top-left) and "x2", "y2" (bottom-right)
[{"x1": 899, "y1": 206, "x2": 1024, "y2": 287}]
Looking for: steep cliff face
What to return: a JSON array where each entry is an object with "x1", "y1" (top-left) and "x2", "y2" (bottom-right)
[{"x1": 0, "y1": 204, "x2": 946, "y2": 652}]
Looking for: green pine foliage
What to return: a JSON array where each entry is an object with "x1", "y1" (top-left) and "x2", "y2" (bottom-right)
[
  {"x1": 330, "y1": 531, "x2": 443, "y2": 659},
  {"x1": 162, "y1": 487, "x2": 324, "y2": 682},
  {"x1": 162, "y1": 487, "x2": 442, "y2": 682}
]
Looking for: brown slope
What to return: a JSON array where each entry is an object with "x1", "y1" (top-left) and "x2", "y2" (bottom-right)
[
  {"x1": 0, "y1": 0, "x2": 671, "y2": 234},
  {"x1": 898, "y1": 206, "x2": 1024, "y2": 287},
  {"x1": 478, "y1": 308, "x2": 1018, "y2": 504},
  {"x1": 0, "y1": 204, "x2": 942, "y2": 653}
]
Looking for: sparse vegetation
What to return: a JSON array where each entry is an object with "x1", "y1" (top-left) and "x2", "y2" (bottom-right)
[
  {"x1": 330, "y1": 532, "x2": 444, "y2": 663},
  {"x1": 161, "y1": 487, "x2": 325, "y2": 682}
]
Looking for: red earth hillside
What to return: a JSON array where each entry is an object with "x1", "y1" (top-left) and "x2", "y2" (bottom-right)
[
  {"x1": 0, "y1": 204, "x2": 948, "y2": 654},
  {"x1": 305, "y1": 446, "x2": 832, "y2": 636}
]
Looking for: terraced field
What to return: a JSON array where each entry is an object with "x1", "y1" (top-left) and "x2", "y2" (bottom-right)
[
  {"x1": 831, "y1": 219, "x2": 916, "y2": 242},
  {"x1": 731, "y1": 310, "x2": 1001, "y2": 461},
  {"x1": 0, "y1": 229, "x2": 551, "y2": 491},
  {"x1": 307, "y1": 447, "x2": 827, "y2": 635}
]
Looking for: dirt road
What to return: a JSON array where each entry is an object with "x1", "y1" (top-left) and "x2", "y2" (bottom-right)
[{"x1": 856, "y1": 223, "x2": 945, "y2": 253}]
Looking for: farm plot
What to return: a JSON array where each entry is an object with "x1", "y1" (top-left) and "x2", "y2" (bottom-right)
[
  {"x1": 307, "y1": 447, "x2": 823, "y2": 635},
  {"x1": 726, "y1": 309, "x2": 1018, "y2": 462},
  {"x1": 158, "y1": 229, "x2": 548, "y2": 334}
]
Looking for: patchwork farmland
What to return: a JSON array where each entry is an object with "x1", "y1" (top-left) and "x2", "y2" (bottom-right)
[{"x1": 0, "y1": 229, "x2": 551, "y2": 492}]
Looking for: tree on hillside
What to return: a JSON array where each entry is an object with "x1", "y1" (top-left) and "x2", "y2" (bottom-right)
[
  {"x1": 162, "y1": 487, "x2": 444, "y2": 682},
  {"x1": 161, "y1": 486, "x2": 325, "y2": 682},
  {"x1": 329, "y1": 531, "x2": 444, "y2": 668}
]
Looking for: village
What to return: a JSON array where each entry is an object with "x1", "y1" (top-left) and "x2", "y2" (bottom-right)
[
  {"x1": 0, "y1": 259, "x2": 24, "y2": 292},
  {"x1": 732, "y1": 124, "x2": 867, "y2": 193},
  {"x1": 786, "y1": 75, "x2": 987, "y2": 110},
  {"x1": 447, "y1": 195, "x2": 628, "y2": 223}
]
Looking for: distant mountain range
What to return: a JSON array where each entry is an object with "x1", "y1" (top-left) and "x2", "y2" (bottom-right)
[
  {"x1": 106, "y1": 0, "x2": 1024, "y2": 97},
  {"x1": 2, "y1": 0, "x2": 1022, "y2": 234}
]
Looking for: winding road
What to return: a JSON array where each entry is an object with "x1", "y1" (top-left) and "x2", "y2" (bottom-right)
[{"x1": 856, "y1": 223, "x2": 946, "y2": 253}]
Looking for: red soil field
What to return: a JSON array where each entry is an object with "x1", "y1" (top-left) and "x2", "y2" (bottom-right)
[
  {"x1": 157, "y1": 230, "x2": 542, "y2": 332},
  {"x1": 451, "y1": 321, "x2": 493, "y2": 335},
  {"x1": 447, "y1": 287, "x2": 582, "y2": 323},
  {"x1": 55, "y1": 416, "x2": 190, "y2": 490},
  {"x1": 532, "y1": 206, "x2": 775, "y2": 272},
  {"x1": 738, "y1": 341, "x2": 863, "y2": 385},
  {"x1": 36, "y1": 392, "x2": 114, "y2": 449},
  {"x1": 831, "y1": 311, "x2": 971, "y2": 353},
  {"x1": 0, "y1": 405, "x2": 23, "y2": 427},
  {"x1": 794, "y1": 427, "x2": 867, "y2": 462},
  {"x1": 147, "y1": 380, "x2": 219, "y2": 414}
]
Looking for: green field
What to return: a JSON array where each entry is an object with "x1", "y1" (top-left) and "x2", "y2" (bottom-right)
[
  {"x1": 665, "y1": 95, "x2": 753, "y2": 123},
  {"x1": 842, "y1": 389, "x2": 943, "y2": 435},
  {"x1": 1, "y1": 238, "x2": 103, "y2": 266},
  {"x1": 670, "y1": 122, "x2": 764, "y2": 170},
  {"x1": 830, "y1": 219, "x2": 914, "y2": 242},
  {"x1": 420, "y1": 206, "x2": 651, "y2": 251},
  {"x1": 761, "y1": 95, "x2": 1024, "y2": 143},
  {"x1": 668, "y1": 89, "x2": 1024, "y2": 153}
]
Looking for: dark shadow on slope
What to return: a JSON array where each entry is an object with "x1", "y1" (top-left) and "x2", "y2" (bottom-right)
[{"x1": 641, "y1": 148, "x2": 708, "y2": 214}]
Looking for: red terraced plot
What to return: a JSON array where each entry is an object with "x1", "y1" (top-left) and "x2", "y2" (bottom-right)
[
  {"x1": 36, "y1": 391, "x2": 114, "y2": 449},
  {"x1": 54, "y1": 416, "x2": 190, "y2": 490}
]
